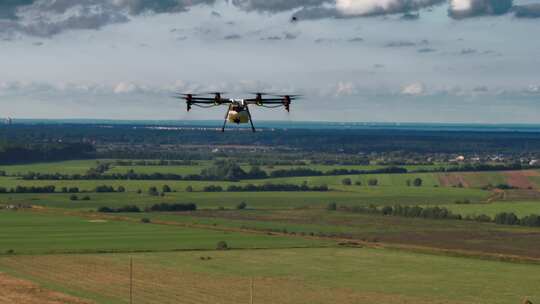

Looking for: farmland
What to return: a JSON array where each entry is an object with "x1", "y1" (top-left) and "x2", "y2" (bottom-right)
[
  {"x1": 1, "y1": 138, "x2": 540, "y2": 303},
  {"x1": 0, "y1": 248, "x2": 539, "y2": 304}
]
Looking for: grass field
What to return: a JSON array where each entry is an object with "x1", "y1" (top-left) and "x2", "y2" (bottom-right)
[
  {"x1": 1, "y1": 159, "x2": 540, "y2": 304},
  {"x1": 0, "y1": 210, "x2": 329, "y2": 254},
  {"x1": 0, "y1": 186, "x2": 490, "y2": 210},
  {"x1": 440, "y1": 201, "x2": 540, "y2": 217},
  {"x1": 0, "y1": 160, "x2": 99, "y2": 175},
  {"x1": 122, "y1": 209, "x2": 540, "y2": 258},
  {"x1": 0, "y1": 248, "x2": 538, "y2": 304}
]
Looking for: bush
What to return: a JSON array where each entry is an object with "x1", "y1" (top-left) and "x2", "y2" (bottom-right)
[
  {"x1": 81, "y1": 195, "x2": 91, "y2": 201},
  {"x1": 69, "y1": 194, "x2": 78, "y2": 201},
  {"x1": 141, "y1": 218, "x2": 151, "y2": 223},
  {"x1": 367, "y1": 179, "x2": 378, "y2": 186},
  {"x1": 354, "y1": 180, "x2": 362, "y2": 186},
  {"x1": 216, "y1": 241, "x2": 229, "y2": 250},
  {"x1": 203, "y1": 185, "x2": 223, "y2": 192},
  {"x1": 413, "y1": 178, "x2": 423, "y2": 187},
  {"x1": 341, "y1": 178, "x2": 352, "y2": 186},
  {"x1": 494, "y1": 212, "x2": 519, "y2": 225},
  {"x1": 117, "y1": 186, "x2": 126, "y2": 193},
  {"x1": 162, "y1": 185, "x2": 172, "y2": 193},
  {"x1": 327, "y1": 202, "x2": 337, "y2": 211},
  {"x1": 148, "y1": 203, "x2": 197, "y2": 212},
  {"x1": 98, "y1": 205, "x2": 141, "y2": 213},
  {"x1": 236, "y1": 202, "x2": 247, "y2": 210},
  {"x1": 68, "y1": 187, "x2": 79, "y2": 193},
  {"x1": 148, "y1": 186, "x2": 159, "y2": 196},
  {"x1": 185, "y1": 185, "x2": 193, "y2": 192}
]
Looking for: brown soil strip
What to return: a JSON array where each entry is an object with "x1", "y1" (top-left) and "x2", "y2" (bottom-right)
[
  {"x1": 437, "y1": 173, "x2": 470, "y2": 188},
  {"x1": 505, "y1": 171, "x2": 539, "y2": 190},
  {"x1": 0, "y1": 272, "x2": 93, "y2": 304}
]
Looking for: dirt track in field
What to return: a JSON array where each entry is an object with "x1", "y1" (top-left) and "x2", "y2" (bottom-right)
[{"x1": 0, "y1": 272, "x2": 92, "y2": 304}]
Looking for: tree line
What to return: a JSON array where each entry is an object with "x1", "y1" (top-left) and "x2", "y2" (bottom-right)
[
  {"x1": 98, "y1": 203, "x2": 196, "y2": 213},
  {"x1": 338, "y1": 204, "x2": 540, "y2": 227},
  {"x1": 202, "y1": 183, "x2": 329, "y2": 192}
]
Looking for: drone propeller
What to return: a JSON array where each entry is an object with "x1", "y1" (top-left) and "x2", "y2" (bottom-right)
[
  {"x1": 248, "y1": 92, "x2": 275, "y2": 96},
  {"x1": 272, "y1": 94, "x2": 302, "y2": 98}
]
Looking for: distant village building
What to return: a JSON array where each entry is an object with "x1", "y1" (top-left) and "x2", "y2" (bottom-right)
[
  {"x1": 455, "y1": 155, "x2": 465, "y2": 162},
  {"x1": 530, "y1": 159, "x2": 539, "y2": 166}
]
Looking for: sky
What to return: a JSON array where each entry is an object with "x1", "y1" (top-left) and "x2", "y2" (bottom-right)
[{"x1": 0, "y1": 0, "x2": 539, "y2": 123}]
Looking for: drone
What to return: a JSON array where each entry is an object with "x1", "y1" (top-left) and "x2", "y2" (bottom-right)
[{"x1": 173, "y1": 92, "x2": 300, "y2": 132}]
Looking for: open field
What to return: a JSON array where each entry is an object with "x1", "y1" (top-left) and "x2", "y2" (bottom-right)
[
  {"x1": 1, "y1": 158, "x2": 540, "y2": 304},
  {"x1": 0, "y1": 186, "x2": 490, "y2": 210},
  {"x1": 122, "y1": 209, "x2": 540, "y2": 259},
  {"x1": 0, "y1": 160, "x2": 99, "y2": 175},
  {"x1": 0, "y1": 272, "x2": 92, "y2": 304},
  {"x1": 0, "y1": 210, "x2": 329, "y2": 254},
  {"x1": 0, "y1": 248, "x2": 538, "y2": 304},
  {"x1": 441, "y1": 201, "x2": 540, "y2": 217}
]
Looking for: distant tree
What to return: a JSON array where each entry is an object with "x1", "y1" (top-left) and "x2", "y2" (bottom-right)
[
  {"x1": 148, "y1": 186, "x2": 159, "y2": 196},
  {"x1": 68, "y1": 187, "x2": 79, "y2": 193},
  {"x1": 354, "y1": 180, "x2": 362, "y2": 186},
  {"x1": 368, "y1": 178, "x2": 378, "y2": 186},
  {"x1": 327, "y1": 202, "x2": 337, "y2": 211},
  {"x1": 162, "y1": 185, "x2": 172, "y2": 193},
  {"x1": 185, "y1": 185, "x2": 193, "y2": 192},
  {"x1": 69, "y1": 194, "x2": 78, "y2": 201},
  {"x1": 216, "y1": 241, "x2": 229, "y2": 250},
  {"x1": 341, "y1": 178, "x2": 352, "y2": 186},
  {"x1": 141, "y1": 218, "x2": 151, "y2": 223},
  {"x1": 413, "y1": 178, "x2": 423, "y2": 187},
  {"x1": 117, "y1": 186, "x2": 126, "y2": 193},
  {"x1": 236, "y1": 201, "x2": 247, "y2": 210},
  {"x1": 81, "y1": 195, "x2": 91, "y2": 201}
]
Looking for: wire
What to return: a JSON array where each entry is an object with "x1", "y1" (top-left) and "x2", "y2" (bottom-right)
[
  {"x1": 192, "y1": 104, "x2": 220, "y2": 109},
  {"x1": 258, "y1": 104, "x2": 283, "y2": 109}
]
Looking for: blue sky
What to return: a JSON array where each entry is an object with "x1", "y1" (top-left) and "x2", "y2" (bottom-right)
[{"x1": 0, "y1": 0, "x2": 539, "y2": 123}]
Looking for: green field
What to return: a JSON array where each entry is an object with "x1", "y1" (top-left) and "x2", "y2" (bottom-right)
[
  {"x1": 0, "y1": 186, "x2": 490, "y2": 210},
  {"x1": 0, "y1": 248, "x2": 538, "y2": 304},
  {"x1": 1, "y1": 159, "x2": 540, "y2": 303},
  {"x1": 441, "y1": 201, "x2": 540, "y2": 217},
  {"x1": 0, "y1": 160, "x2": 99, "y2": 175},
  {"x1": 121, "y1": 208, "x2": 540, "y2": 258},
  {"x1": 0, "y1": 211, "x2": 329, "y2": 254}
]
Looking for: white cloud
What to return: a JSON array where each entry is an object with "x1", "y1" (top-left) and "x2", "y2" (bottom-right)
[
  {"x1": 113, "y1": 82, "x2": 140, "y2": 94},
  {"x1": 335, "y1": 81, "x2": 356, "y2": 96},
  {"x1": 401, "y1": 82, "x2": 425, "y2": 95},
  {"x1": 336, "y1": 0, "x2": 444, "y2": 16}
]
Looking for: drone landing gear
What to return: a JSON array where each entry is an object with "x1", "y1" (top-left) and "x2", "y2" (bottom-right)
[
  {"x1": 245, "y1": 105, "x2": 256, "y2": 133},
  {"x1": 221, "y1": 105, "x2": 256, "y2": 133},
  {"x1": 221, "y1": 105, "x2": 231, "y2": 132}
]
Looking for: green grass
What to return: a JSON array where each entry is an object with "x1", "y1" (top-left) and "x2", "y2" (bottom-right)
[
  {"x1": 0, "y1": 210, "x2": 329, "y2": 254},
  {"x1": 0, "y1": 248, "x2": 538, "y2": 304},
  {"x1": 440, "y1": 201, "x2": 540, "y2": 217},
  {"x1": 0, "y1": 186, "x2": 490, "y2": 210},
  {"x1": 106, "y1": 164, "x2": 206, "y2": 175},
  {"x1": 0, "y1": 160, "x2": 99, "y2": 175},
  {"x1": 252, "y1": 172, "x2": 441, "y2": 187}
]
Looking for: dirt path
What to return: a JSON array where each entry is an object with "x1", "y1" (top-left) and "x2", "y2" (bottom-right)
[{"x1": 0, "y1": 272, "x2": 92, "y2": 304}]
